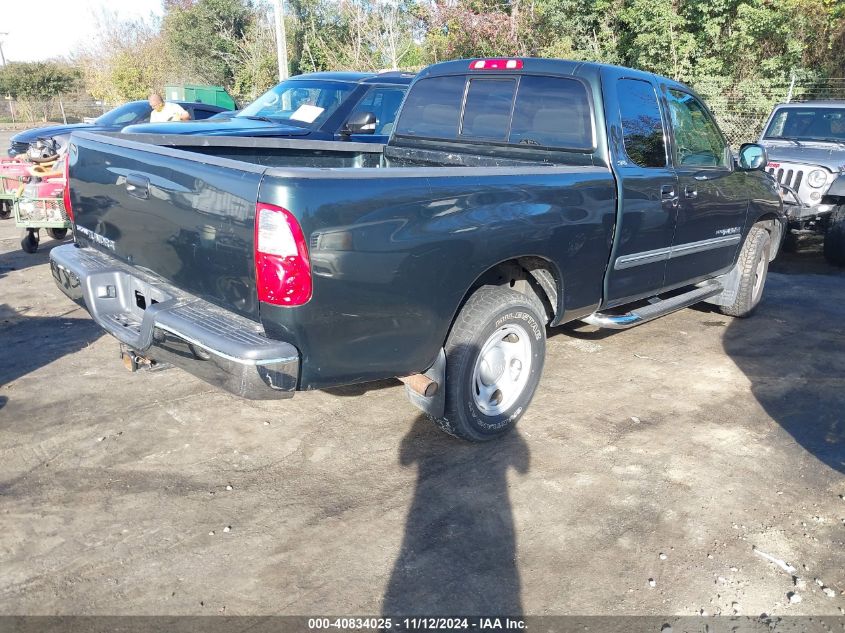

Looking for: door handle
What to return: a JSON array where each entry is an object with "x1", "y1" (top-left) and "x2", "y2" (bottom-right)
[
  {"x1": 684, "y1": 186, "x2": 698, "y2": 199},
  {"x1": 126, "y1": 173, "x2": 150, "y2": 200},
  {"x1": 660, "y1": 184, "x2": 676, "y2": 199}
]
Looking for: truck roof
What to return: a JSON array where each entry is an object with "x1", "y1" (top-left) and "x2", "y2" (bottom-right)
[
  {"x1": 417, "y1": 57, "x2": 692, "y2": 92},
  {"x1": 295, "y1": 71, "x2": 415, "y2": 85}
]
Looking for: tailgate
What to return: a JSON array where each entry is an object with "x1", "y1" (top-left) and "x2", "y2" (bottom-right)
[{"x1": 67, "y1": 131, "x2": 265, "y2": 320}]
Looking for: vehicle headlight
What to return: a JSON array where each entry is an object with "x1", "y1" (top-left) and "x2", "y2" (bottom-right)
[{"x1": 807, "y1": 169, "x2": 828, "y2": 188}]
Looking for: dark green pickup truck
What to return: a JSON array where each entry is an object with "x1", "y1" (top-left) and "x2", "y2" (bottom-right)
[{"x1": 50, "y1": 58, "x2": 784, "y2": 442}]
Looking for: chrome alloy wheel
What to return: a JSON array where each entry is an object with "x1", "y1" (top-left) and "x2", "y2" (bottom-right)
[{"x1": 471, "y1": 323, "x2": 532, "y2": 416}]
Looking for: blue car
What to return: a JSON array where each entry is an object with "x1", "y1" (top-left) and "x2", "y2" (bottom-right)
[
  {"x1": 121, "y1": 72, "x2": 413, "y2": 143},
  {"x1": 7, "y1": 100, "x2": 231, "y2": 157}
]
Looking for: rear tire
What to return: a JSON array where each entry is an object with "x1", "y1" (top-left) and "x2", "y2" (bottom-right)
[
  {"x1": 823, "y1": 206, "x2": 845, "y2": 267},
  {"x1": 719, "y1": 225, "x2": 771, "y2": 318},
  {"x1": 0, "y1": 200, "x2": 10, "y2": 220},
  {"x1": 430, "y1": 285, "x2": 546, "y2": 442},
  {"x1": 20, "y1": 230, "x2": 39, "y2": 254},
  {"x1": 46, "y1": 227, "x2": 68, "y2": 240}
]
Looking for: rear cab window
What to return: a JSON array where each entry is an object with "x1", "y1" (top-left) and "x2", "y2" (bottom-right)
[{"x1": 395, "y1": 73, "x2": 594, "y2": 151}]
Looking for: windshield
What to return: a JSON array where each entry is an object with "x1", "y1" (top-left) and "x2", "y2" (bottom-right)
[
  {"x1": 96, "y1": 102, "x2": 151, "y2": 126},
  {"x1": 764, "y1": 106, "x2": 845, "y2": 142},
  {"x1": 237, "y1": 79, "x2": 355, "y2": 128}
]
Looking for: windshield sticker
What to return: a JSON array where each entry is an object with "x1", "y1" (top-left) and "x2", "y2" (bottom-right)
[{"x1": 290, "y1": 104, "x2": 324, "y2": 123}]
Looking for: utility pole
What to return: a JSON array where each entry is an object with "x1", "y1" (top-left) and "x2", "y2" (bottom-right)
[
  {"x1": 0, "y1": 33, "x2": 10, "y2": 124},
  {"x1": 273, "y1": 0, "x2": 289, "y2": 81},
  {"x1": 0, "y1": 32, "x2": 8, "y2": 66}
]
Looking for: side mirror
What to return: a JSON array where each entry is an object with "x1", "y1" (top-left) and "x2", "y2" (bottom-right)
[
  {"x1": 343, "y1": 111, "x2": 376, "y2": 135},
  {"x1": 738, "y1": 143, "x2": 768, "y2": 171}
]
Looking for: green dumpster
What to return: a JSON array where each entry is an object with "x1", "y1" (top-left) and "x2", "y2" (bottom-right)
[{"x1": 164, "y1": 85, "x2": 237, "y2": 111}]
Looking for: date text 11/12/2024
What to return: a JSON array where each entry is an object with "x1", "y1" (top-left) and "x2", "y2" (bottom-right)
[{"x1": 307, "y1": 617, "x2": 527, "y2": 630}]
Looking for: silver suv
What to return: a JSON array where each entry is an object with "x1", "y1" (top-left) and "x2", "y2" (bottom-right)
[{"x1": 759, "y1": 101, "x2": 845, "y2": 265}]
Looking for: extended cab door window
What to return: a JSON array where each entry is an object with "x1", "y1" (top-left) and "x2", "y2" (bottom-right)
[
  {"x1": 603, "y1": 75, "x2": 678, "y2": 306},
  {"x1": 663, "y1": 87, "x2": 748, "y2": 288},
  {"x1": 618, "y1": 80, "x2": 667, "y2": 168}
]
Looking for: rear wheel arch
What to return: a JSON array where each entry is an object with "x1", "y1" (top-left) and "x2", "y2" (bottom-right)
[
  {"x1": 448, "y1": 257, "x2": 563, "y2": 336},
  {"x1": 431, "y1": 284, "x2": 547, "y2": 441}
]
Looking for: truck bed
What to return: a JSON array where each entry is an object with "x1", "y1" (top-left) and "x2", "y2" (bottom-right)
[{"x1": 67, "y1": 131, "x2": 616, "y2": 388}]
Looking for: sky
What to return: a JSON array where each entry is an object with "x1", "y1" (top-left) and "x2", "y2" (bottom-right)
[{"x1": 1, "y1": 0, "x2": 165, "y2": 63}]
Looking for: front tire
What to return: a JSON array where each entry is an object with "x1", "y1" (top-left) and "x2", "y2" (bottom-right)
[
  {"x1": 431, "y1": 286, "x2": 546, "y2": 442},
  {"x1": 823, "y1": 206, "x2": 845, "y2": 267},
  {"x1": 719, "y1": 225, "x2": 771, "y2": 318},
  {"x1": 46, "y1": 227, "x2": 68, "y2": 240},
  {"x1": 781, "y1": 229, "x2": 798, "y2": 253},
  {"x1": 0, "y1": 200, "x2": 10, "y2": 220}
]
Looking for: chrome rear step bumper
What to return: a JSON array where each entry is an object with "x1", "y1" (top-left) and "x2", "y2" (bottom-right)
[{"x1": 50, "y1": 244, "x2": 299, "y2": 399}]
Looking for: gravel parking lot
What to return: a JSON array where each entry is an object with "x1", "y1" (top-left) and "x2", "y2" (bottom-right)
[{"x1": 0, "y1": 130, "x2": 843, "y2": 617}]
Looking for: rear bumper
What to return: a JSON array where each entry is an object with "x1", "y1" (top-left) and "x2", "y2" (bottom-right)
[{"x1": 50, "y1": 244, "x2": 299, "y2": 399}]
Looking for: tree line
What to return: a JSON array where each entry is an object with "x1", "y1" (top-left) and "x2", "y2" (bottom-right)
[{"x1": 1, "y1": 0, "x2": 844, "y2": 117}]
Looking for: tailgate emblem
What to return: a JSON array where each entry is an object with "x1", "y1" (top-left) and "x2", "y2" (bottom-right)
[{"x1": 76, "y1": 225, "x2": 116, "y2": 251}]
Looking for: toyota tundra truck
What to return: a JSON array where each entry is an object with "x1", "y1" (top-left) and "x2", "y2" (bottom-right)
[
  {"x1": 50, "y1": 58, "x2": 784, "y2": 442},
  {"x1": 759, "y1": 100, "x2": 845, "y2": 265}
]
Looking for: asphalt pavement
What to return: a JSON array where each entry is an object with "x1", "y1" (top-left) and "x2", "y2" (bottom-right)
[{"x1": 0, "y1": 130, "x2": 843, "y2": 617}]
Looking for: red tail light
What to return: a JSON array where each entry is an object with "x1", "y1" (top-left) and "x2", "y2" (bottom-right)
[
  {"x1": 469, "y1": 59, "x2": 524, "y2": 70},
  {"x1": 254, "y1": 202, "x2": 312, "y2": 306},
  {"x1": 62, "y1": 156, "x2": 74, "y2": 222}
]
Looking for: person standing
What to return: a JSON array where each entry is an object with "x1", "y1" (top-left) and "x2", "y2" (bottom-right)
[{"x1": 148, "y1": 94, "x2": 190, "y2": 122}]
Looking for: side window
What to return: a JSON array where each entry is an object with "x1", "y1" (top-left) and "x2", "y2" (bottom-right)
[
  {"x1": 510, "y1": 76, "x2": 593, "y2": 149},
  {"x1": 665, "y1": 89, "x2": 729, "y2": 168},
  {"x1": 114, "y1": 105, "x2": 149, "y2": 125},
  {"x1": 617, "y1": 78, "x2": 666, "y2": 168},
  {"x1": 395, "y1": 75, "x2": 465, "y2": 139},
  {"x1": 348, "y1": 86, "x2": 407, "y2": 135},
  {"x1": 193, "y1": 108, "x2": 218, "y2": 121},
  {"x1": 460, "y1": 79, "x2": 516, "y2": 140}
]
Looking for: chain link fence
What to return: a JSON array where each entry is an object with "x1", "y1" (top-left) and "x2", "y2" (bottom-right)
[
  {"x1": 1, "y1": 99, "x2": 118, "y2": 126},
  {"x1": 698, "y1": 78, "x2": 845, "y2": 149},
  {"x1": 713, "y1": 112, "x2": 770, "y2": 149}
]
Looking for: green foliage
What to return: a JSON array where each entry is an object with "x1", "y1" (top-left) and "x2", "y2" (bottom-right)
[
  {"x1": 231, "y1": 15, "x2": 280, "y2": 101},
  {"x1": 0, "y1": 62, "x2": 80, "y2": 99},
  {"x1": 64, "y1": 0, "x2": 845, "y2": 135},
  {"x1": 163, "y1": 0, "x2": 254, "y2": 86},
  {"x1": 618, "y1": 0, "x2": 696, "y2": 80},
  {"x1": 287, "y1": 0, "x2": 421, "y2": 73},
  {"x1": 73, "y1": 11, "x2": 180, "y2": 103}
]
